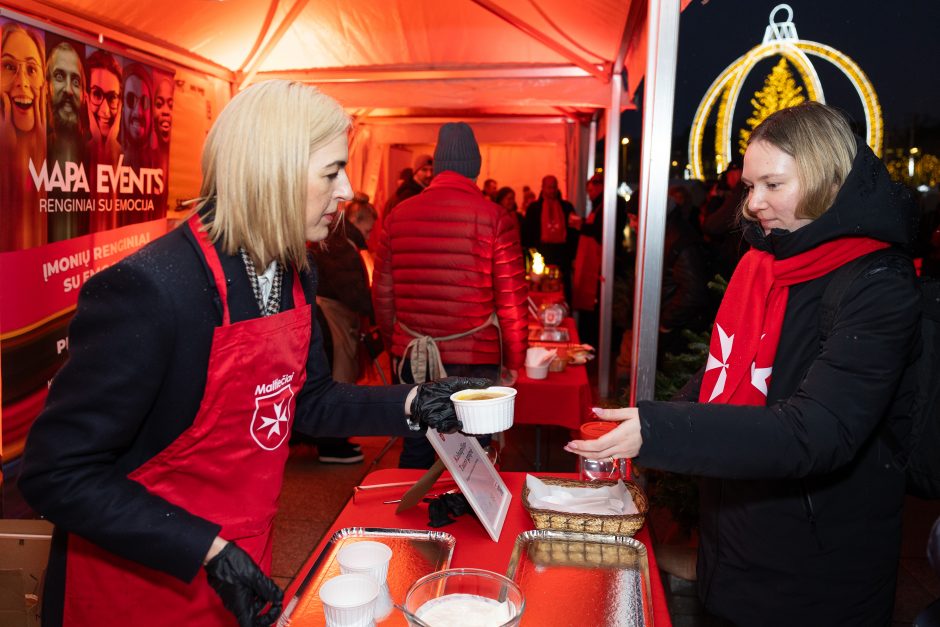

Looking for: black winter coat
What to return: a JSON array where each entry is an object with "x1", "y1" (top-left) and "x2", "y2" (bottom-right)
[
  {"x1": 19, "y1": 217, "x2": 413, "y2": 623},
  {"x1": 311, "y1": 219, "x2": 373, "y2": 318},
  {"x1": 636, "y1": 140, "x2": 920, "y2": 626}
]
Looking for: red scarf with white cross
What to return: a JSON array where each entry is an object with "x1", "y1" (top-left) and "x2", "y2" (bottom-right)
[{"x1": 699, "y1": 237, "x2": 889, "y2": 406}]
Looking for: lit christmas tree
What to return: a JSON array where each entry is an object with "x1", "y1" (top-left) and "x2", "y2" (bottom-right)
[{"x1": 739, "y1": 58, "x2": 806, "y2": 155}]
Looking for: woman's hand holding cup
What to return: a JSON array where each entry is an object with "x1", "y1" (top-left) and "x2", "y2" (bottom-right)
[{"x1": 564, "y1": 407, "x2": 642, "y2": 461}]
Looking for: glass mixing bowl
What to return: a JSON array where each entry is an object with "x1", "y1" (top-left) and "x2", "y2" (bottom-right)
[{"x1": 403, "y1": 568, "x2": 525, "y2": 627}]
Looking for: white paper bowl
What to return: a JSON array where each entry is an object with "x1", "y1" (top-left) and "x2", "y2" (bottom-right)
[
  {"x1": 318, "y1": 574, "x2": 379, "y2": 627},
  {"x1": 524, "y1": 363, "x2": 549, "y2": 380},
  {"x1": 337, "y1": 540, "x2": 393, "y2": 585},
  {"x1": 449, "y1": 386, "x2": 517, "y2": 434}
]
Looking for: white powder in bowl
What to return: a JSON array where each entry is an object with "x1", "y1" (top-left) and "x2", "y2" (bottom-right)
[{"x1": 416, "y1": 593, "x2": 516, "y2": 626}]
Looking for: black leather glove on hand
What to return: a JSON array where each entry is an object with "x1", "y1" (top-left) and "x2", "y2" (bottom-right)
[
  {"x1": 205, "y1": 542, "x2": 283, "y2": 627},
  {"x1": 411, "y1": 376, "x2": 492, "y2": 434}
]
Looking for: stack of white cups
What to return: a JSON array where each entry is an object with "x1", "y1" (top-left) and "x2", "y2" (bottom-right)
[{"x1": 319, "y1": 540, "x2": 394, "y2": 626}]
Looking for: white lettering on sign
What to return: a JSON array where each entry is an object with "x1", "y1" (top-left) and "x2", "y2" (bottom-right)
[
  {"x1": 29, "y1": 159, "x2": 90, "y2": 193},
  {"x1": 96, "y1": 155, "x2": 164, "y2": 195},
  {"x1": 255, "y1": 373, "x2": 296, "y2": 396}
]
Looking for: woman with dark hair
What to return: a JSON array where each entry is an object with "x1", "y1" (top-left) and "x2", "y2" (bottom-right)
[
  {"x1": 566, "y1": 102, "x2": 921, "y2": 625},
  {"x1": 495, "y1": 185, "x2": 522, "y2": 232}
]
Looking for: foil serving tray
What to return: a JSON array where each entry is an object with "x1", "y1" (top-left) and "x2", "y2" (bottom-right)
[
  {"x1": 278, "y1": 527, "x2": 455, "y2": 626},
  {"x1": 505, "y1": 530, "x2": 653, "y2": 627}
]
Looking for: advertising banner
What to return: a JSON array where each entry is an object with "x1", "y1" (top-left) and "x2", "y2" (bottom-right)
[{"x1": 1, "y1": 16, "x2": 175, "y2": 514}]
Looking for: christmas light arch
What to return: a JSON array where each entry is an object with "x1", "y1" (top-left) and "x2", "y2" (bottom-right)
[{"x1": 689, "y1": 4, "x2": 882, "y2": 179}]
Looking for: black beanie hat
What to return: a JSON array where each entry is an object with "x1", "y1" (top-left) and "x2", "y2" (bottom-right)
[{"x1": 433, "y1": 122, "x2": 481, "y2": 179}]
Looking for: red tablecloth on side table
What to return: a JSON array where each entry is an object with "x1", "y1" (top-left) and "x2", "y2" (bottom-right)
[
  {"x1": 514, "y1": 318, "x2": 592, "y2": 430},
  {"x1": 285, "y1": 469, "x2": 672, "y2": 627}
]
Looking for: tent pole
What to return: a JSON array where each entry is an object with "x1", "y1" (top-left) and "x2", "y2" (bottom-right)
[
  {"x1": 598, "y1": 74, "x2": 622, "y2": 400},
  {"x1": 629, "y1": 0, "x2": 681, "y2": 404},
  {"x1": 585, "y1": 113, "x2": 598, "y2": 217}
]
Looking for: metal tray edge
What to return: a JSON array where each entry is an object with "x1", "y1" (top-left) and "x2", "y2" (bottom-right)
[{"x1": 283, "y1": 527, "x2": 455, "y2": 622}]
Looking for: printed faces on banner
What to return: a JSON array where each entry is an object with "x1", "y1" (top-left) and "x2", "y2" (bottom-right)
[{"x1": 1, "y1": 18, "x2": 176, "y2": 252}]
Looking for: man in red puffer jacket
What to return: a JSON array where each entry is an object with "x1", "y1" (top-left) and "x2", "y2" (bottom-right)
[{"x1": 374, "y1": 122, "x2": 529, "y2": 468}]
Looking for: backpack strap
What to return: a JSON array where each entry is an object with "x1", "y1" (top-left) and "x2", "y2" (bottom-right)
[{"x1": 819, "y1": 247, "x2": 904, "y2": 342}]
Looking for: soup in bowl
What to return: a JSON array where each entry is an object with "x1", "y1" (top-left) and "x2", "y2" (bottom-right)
[{"x1": 449, "y1": 386, "x2": 517, "y2": 433}]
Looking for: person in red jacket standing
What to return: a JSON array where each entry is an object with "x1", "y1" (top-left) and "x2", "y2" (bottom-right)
[{"x1": 374, "y1": 122, "x2": 529, "y2": 468}]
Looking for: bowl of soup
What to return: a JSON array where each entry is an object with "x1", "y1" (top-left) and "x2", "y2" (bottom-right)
[{"x1": 449, "y1": 386, "x2": 517, "y2": 434}]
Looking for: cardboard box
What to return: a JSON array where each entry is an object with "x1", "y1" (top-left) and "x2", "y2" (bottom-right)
[{"x1": 0, "y1": 519, "x2": 53, "y2": 627}]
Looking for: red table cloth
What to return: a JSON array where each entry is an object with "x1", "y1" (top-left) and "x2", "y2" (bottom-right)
[
  {"x1": 284, "y1": 469, "x2": 672, "y2": 627},
  {"x1": 514, "y1": 318, "x2": 593, "y2": 430}
]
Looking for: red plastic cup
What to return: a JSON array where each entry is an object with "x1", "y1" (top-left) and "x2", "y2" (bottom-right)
[{"x1": 579, "y1": 420, "x2": 632, "y2": 479}]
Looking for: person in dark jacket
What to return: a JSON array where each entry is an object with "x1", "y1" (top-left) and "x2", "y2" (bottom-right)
[
  {"x1": 565, "y1": 102, "x2": 920, "y2": 626},
  {"x1": 386, "y1": 154, "x2": 433, "y2": 212},
  {"x1": 520, "y1": 174, "x2": 579, "y2": 300},
  {"x1": 572, "y1": 172, "x2": 630, "y2": 348},
  {"x1": 658, "y1": 186, "x2": 713, "y2": 357},
  {"x1": 306, "y1": 192, "x2": 378, "y2": 463},
  {"x1": 18, "y1": 80, "x2": 486, "y2": 627}
]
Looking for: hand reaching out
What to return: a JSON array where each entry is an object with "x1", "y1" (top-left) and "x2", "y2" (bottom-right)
[{"x1": 564, "y1": 407, "x2": 643, "y2": 460}]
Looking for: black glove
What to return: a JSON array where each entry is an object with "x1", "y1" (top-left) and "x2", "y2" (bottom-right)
[
  {"x1": 205, "y1": 542, "x2": 283, "y2": 627},
  {"x1": 411, "y1": 376, "x2": 491, "y2": 434}
]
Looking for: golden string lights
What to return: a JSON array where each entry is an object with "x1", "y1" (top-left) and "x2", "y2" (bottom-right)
[{"x1": 688, "y1": 4, "x2": 882, "y2": 179}]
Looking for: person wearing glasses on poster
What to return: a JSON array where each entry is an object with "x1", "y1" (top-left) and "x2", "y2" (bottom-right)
[{"x1": 83, "y1": 49, "x2": 122, "y2": 231}]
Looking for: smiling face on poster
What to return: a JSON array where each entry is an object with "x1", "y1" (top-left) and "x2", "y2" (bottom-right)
[
  {"x1": 153, "y1": 74, "x2": 173, "y2": 148},
  {"x1": 1, "y1": 18, "x2": 177, "y2": 500}
]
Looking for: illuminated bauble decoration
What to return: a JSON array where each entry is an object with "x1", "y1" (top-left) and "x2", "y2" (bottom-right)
[{"x1": 689, "y1": 4, "x2": 883, "y2": 179}]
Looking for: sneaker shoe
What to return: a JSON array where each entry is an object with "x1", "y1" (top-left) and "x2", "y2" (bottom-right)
[{"x1": 318, "y1": 442, "x2": 364, "y2": 464}]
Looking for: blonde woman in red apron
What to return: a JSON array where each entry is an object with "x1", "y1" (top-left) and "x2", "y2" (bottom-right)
[{"x1": 19, "y1": 80, "x2": 488, "y2": 627}]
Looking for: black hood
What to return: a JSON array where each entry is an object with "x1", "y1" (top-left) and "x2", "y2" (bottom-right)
[{"x1": 745, "y1": 137, "x2": 915, "y2": 259}]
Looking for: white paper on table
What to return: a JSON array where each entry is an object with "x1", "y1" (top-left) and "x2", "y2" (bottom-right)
[{"x1": 525, "y1": 474, "x2": 639, "y2": 515}]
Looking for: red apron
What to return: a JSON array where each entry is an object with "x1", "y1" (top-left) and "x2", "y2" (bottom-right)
[{"x1": 63, "y1": 214, "x2": 311, "y2": 626}]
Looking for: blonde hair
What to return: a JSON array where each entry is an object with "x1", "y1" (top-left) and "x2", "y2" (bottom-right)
[
  {"x1": 198, "y1": 80, "x2": 350, "y2": 270},
  {"x1": 743, "y1": 101, "x2": 856, "y2": 222}
]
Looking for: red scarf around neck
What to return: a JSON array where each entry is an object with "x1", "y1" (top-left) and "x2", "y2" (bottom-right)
[
  {"x1": 540, "y1": 197, "x2": 567, "y2": 244},
  {"x1": 699, "y1": 237, "x2": 889, "y2": 406}
]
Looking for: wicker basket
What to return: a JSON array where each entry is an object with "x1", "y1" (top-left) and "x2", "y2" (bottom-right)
[{"x1": 522, "y1": 476, "x2": 648, "y2": 536}]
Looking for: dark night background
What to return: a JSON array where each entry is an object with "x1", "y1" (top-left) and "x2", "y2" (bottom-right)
[{"x1": 619, "y1": 0, "x2": 940, "y2": 182}]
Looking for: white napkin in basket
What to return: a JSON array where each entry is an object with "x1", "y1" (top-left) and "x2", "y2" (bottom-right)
[{"x1": 525, "y1": 475, "x2": 639, "y2": 515}]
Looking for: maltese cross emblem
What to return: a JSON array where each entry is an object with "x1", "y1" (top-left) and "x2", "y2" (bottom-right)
[{"x1": 250, "y1": 383, "x2": 295, "y2": 450}]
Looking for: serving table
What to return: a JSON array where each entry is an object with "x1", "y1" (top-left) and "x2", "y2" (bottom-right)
[
  {"x1": 283, "y1": 469, "x2": 672, "y2": 626},
  {"x1": 514, "y1": 318, "x2": 592, "y2": 430}
]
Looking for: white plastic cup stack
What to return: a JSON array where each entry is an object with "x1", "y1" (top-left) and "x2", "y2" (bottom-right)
[
  {"x1": 318, "y1": 573, "x2": 379, "y2": 627},
  {"x1": 336, "y1": 540, "x2": 393, "y2": 586}
]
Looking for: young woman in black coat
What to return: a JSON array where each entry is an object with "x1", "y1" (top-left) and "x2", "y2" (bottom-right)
[
  {"x1": 566, "y1": 102, "x2": 920, "y2": 626},
  {"x1": 18, "y1": 80, "x2": 485, "y2": 627}
]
